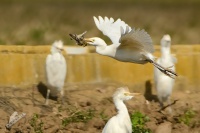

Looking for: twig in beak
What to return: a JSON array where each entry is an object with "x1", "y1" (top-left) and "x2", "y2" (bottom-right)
[{"x1": 69, "y1": 31, "x2": 88, "y2": 47}]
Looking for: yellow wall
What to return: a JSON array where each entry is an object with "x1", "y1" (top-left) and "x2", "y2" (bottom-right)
[{"x1": 0, "y1": 45, "x2": 199, "y2": 90}]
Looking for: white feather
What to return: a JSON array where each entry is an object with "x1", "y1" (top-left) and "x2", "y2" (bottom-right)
[
  {"x1": 154, "y1": 35, "x2": 176, "y2": 109},
  {"x1": 93, "y1": 16, "x2": 131, "y2": 45},
  {"x1": 45, "y1": 40, "x2": 67, "y2": 105},
  {"x1": 86, "y1": 16, "x2": 177, "y2": 78},
  {"x1": 102, "y1": 87, "x2": 133, "y2": 133}
]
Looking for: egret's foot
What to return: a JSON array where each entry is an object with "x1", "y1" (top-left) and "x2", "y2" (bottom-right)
[
  {"x1": 45, "y1": 99, "x2": 49, "y2": 105},
  {"x1": 161, "y1": 68, "x2": 177, "y2": 79},
  {"x1": 57, "y1": 95, "x2": 64, "y2": 105}
]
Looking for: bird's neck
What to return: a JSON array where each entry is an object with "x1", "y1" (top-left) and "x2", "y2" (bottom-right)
[
  {"x1": 51, "y1": 48, "x2": 60, "y2": 55},
  {"x1": 96, "y1": 44, "x2": 106, "y2": 53},
  {"x1": 96, "y1": 44, "x2": 116, "y2": 57},
  {"x1": 114, "y1": 98, "x2": 129, "y2": 115},
  {"x1": 161, "y1": 47, "x2": 171, "y2": 58}
]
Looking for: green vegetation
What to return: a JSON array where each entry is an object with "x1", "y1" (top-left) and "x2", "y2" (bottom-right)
[
  {"x1": 29, "y1": 28, "x2": 45, "y2": 43},
  {"x1": 131, "y1": 111, "x2": 152, "y2": 133},
  {"x1": 62, "y1": 108, "x2": 95, "y2": 126},
  {"x1": 29, "y1": 113, "x2": 44, "y2": 133},
  {"x1": 178, "y1": 109, "x2": 196, "y2": 126},
  {"x1": 99, "y1": 110, "x2": 109, "y2": 122}
]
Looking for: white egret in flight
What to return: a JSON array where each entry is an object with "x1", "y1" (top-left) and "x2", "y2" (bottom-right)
[
  {"x1": 45, "y1": 40, "x2": 67, "y2": 105},
  {"x1": 154, "y1": 35, "x2": 176, "y2": 112},
  {"x1": 102, "y1": 87, "x2": 140, "y2": 133},
  {"x1": 84, "y1": 16, "x2": 177, "y2": 78}
]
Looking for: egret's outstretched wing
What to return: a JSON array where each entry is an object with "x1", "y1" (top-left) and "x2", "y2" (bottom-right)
[
  {"x1": 119, "y1": 28, "x2": 154, "y2": 53},
  {"x1": 93, "y1": 16, "x2": 131, "y2": 45}
]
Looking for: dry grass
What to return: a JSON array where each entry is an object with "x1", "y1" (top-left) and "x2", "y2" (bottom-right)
[{"x1": 0, "y1": 1, "x2": 200, "y2": 45}]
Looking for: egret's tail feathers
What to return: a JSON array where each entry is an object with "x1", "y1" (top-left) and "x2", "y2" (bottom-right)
[{"x1": 152, "y1": 61, "x2": 177, "y2": 79}]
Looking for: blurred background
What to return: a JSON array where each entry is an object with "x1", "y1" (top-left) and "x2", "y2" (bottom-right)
[
  {"x1": 0, "y1": 0, "x2": 200, "y2": 45},
  {"x1": 0, "y1": 2, "x2": 200, "y2": 132}
]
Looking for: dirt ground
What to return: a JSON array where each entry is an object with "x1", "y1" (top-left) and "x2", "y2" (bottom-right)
[{"x1": 0, "y1": 81, "x2": 199, "y2": 133}]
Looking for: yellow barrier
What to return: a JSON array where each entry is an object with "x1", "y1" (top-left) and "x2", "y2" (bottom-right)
[{"x1": 0, "y1": 45, "x2": 199, "y2": 90}]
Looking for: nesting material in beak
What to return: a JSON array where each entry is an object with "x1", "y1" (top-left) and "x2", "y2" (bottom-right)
[{"x1": 69, "y1": 31, "x2": 88, "y2": 47}]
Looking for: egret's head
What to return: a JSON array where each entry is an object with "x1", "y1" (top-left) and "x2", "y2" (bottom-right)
[
  {"x1": 84, "y1": 37, "x2": 106, "y2": 46},
  {"x1": 51, "y1": 40, "x2": 64, "y2": 53},
  {"x1": 161, "y1": 34, "x2": 171, "y2": 47},
  {"x1": 113, "y1": 87, "x2": 140, "y2": 101}
]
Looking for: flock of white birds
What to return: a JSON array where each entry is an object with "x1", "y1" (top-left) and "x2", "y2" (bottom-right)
[{"x1": 45, "y1": 16, "x2": 176, "y2": 133}]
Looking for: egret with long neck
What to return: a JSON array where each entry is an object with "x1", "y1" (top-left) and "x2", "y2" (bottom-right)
[
  {"x1": 154, "y1": 34, "x2": 177, "y2": 112},
  {"x1": 102, "y1": 87, "x2": 140, "y2": 133},
  {"x1": 45, "y1": 40, "x2": 67, "y2": 105},
  {"x1": 84, "y1": 16, "x2": 177, "y2": 78}
]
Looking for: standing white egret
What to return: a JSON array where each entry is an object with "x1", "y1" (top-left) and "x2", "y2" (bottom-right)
[
  {"x1": 45, "y1": 40, "x2": 67, "y2": 105},
  {"x1": 102, "y1": 87, "x2": 140, "y2": 133},
  {"x1": 154, "y1": 35, "x2": 177, "y2": 112},
  {"x1": 83, "y1": 16, "x2": 177, "y2": 78}
]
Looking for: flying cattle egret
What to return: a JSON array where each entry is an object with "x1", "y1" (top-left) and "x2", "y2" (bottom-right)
[
  {"x1": 102, "y1": 87, "x2": 140, "y2": 133},
  {"x1": 154, "y1": 35, "x2": 177, "y2": 112},
  {"x1": 45, "y1": 40, "x2": 67, "y2": 105},
  {"x1": 83, "y1": 16, "x2": 177, "y2": 78}
]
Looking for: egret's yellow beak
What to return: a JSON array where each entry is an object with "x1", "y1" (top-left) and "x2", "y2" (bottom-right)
[
  {"x1": 84, "y1": 38, "x2": 94, "y2": 43},
  {"x1": 124, "y1": 92, "x2": 141, "y2": 96}
]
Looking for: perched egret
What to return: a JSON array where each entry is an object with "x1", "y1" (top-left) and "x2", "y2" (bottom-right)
[
  {"x1": 154, "y1": 35, "x2": 176, "y2": 111},
  {"x1": 45, "y1": 40, "x2": 67, "y2": 105},
  {"x1": 83, "y1": 16, "x2": 177, "y2": 78},
  {"x1": 102, "y1": 87, "x2": 140, "y2": 133}
]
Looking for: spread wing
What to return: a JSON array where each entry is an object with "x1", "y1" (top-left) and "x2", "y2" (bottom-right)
[
  {"x1": 118, "y1": 28, "x2": 154, "y2": 53},
  {"x1": 93, "y1": 16, "x2": 131, "y2": 45}
]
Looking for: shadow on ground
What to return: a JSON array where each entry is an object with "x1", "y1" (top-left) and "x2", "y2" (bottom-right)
[
  {"x1": 144, "y1": 80, "x2": 159, "y2": 102},
  {"x1": 36, "y1": 82, "x2": 57, "y2": 101}
]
